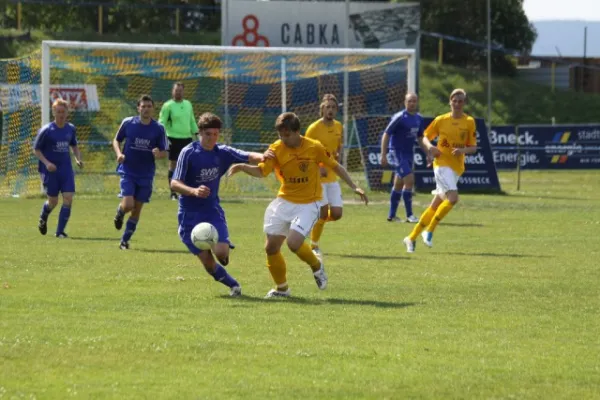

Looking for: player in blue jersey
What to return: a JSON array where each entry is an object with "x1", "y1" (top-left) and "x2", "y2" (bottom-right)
[
  {"x1": 170, "y1": 112, "x2": 272, "y2": 296},
  {"x1": 380, "y1": 93, "x2": 425, "y2": 223},
  {"x1": 112, "y1": 95, "x2": 168, "y2": 250},
  {"x1": 34, "y1": 98, "x2": 83, "y2": 238}
]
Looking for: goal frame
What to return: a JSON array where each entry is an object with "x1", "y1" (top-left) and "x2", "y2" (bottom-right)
[{"x1": 41, "y1": 40, "x2": 416, "y2": 157}]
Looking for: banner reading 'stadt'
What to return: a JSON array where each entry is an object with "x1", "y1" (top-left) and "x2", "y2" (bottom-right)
[
  {"x1": 357, "y1": 117, "x2": 502, "y2": 192},
  {"x1": 490, "y1": 125, "x2": 600, "y2": 169},
  {"x1": 223, "y1": 1, "x2": 420, "y2": 49}
]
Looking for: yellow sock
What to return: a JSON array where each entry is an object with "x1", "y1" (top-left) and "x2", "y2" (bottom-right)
[
  {"x1": 311, "y1": 219, "x2": 326, "y2": 247},
  {"x1": 426, "y1": 200, "x2": 454, "y2": 233},
  {"x1": 267, "y1": 252, "x2": 288, "y2": 291},
  {"x1": 295, "y1": 242, "x2": 321, "y2": 272},
  {"x1": 408, "y1": 207, "x2": 437, "y2": 241}
]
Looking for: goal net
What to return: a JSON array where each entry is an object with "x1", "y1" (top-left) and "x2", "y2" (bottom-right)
[{"x1": 0, "y1": 41, "x2": 415, "y2": 198}]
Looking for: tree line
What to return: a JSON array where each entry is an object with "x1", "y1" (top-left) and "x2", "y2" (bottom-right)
[{"x1": 1, "y1": 0, "x2": 535, "y2": 75}]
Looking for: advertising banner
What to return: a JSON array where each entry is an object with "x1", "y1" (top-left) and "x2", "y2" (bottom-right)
[
  {"x1": 223, "y1": 1, "x2": 420, "y2": 49},
  {"x1": 490, "y1": 124, "x2": 600, "y2": 169},
  {"x1": 0, "y1": 84, "x2": 100, "y2": 113}
]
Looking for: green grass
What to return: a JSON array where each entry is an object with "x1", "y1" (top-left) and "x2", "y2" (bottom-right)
[{"x1": 1, "y1": 170, "x2": 599, "y2": 399}]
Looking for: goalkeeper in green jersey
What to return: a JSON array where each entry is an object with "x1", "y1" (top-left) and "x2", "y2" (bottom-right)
[{"x1": 159, "y1": 82, "x2": 199, "y2": 200}]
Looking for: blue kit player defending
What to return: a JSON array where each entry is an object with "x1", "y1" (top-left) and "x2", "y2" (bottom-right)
[
  {"x1": 170, "y1": 112, "x2": 271, "y2": 296},
  {"x1": 34, "y1": 98, "x2": 83, "y2": 238},
  {"x1": 380, "y1": 93, "x2": 425, "y2": 223},
  {"x1": 112, "y1": 95, "x2": 168, "y2": 250}
]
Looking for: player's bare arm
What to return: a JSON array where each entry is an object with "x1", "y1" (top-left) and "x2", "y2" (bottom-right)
[
  {"x1": 71, "y1": 145, "x2": 83, "y2": 168},
  {"x1": 112, "y1": 138, "x2": 125, "y2": 164},
  {"x1": 152, "y1": 148, "x2": 167, "y2": 159},
  {"x1": 380, "y1": 132, "x2": 391, "y2": 168},
  {"x1": 227, "y1": 163, "x2": 265, "y2": 178},
  {"x1": 170, "y1": 179, "x2": 211, "y2": 198},
  {"x1": 451, "y1": 146, "x2": 477, "y2": 156},
  {"x1": 34, "y1": 149, "x2": 56, "y2": 172},
  {"x1": 248, "y1": 149, "x2": 276, "y2": 164},
  {"x1": 332, "y1": 164, "x2": 368, "y2": 205}
]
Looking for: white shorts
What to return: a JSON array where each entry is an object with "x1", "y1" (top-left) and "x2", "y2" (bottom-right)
[
  {"x1": 434, "y1": 166, "x2": 460, "y2": 195},
  {"x1": 263, "y1": 197, "x2": 321, "y2": 237},
  {"x1": 321, "y1": 182, "x2": 343, "y2": 208}
]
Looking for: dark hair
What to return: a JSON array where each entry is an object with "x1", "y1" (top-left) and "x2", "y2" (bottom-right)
[
  {"x1": 173, "y1": 81, "x2": 184, "y2": 89},
  {"x1": 275, "y1": 112, "x2": 301, "y2": 133},
  {"x1": 137, "y1": 95, "x2": 154, "y2": 106},
  {"x1": 197, "y1": 112, "x2": 222, "y2": 130}
]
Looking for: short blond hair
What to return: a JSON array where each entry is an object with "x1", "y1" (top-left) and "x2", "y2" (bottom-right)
[
  {"x1": 52, "y1": 98, "x2": 69, "y2": 110},
  {"x1": 449, "y1": 88, "x2": 467, "y2": 101}
]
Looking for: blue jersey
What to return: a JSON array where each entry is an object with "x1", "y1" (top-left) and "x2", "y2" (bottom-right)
[
  {"x1": 385, "y1": 110, "x2": 424, "y2": 156},
  {"x1": 173, "y1": 142, "x2": 250, "y2": 212},
  {"x1": 115, "y1": 116, "x2": 168, "y2": 179},
  {"x1": 33, "y1": 122, "x2": 78, "y2": 173}
]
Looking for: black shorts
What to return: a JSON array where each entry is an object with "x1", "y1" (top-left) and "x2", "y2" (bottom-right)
[{"x1": 168, "y1": 137, "x2": 193, "y2": 161}]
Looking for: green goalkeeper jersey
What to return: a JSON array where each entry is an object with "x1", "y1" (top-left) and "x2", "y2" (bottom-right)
[{"x1": 158, "y1": 99, "x2": 198, "y2": 139}]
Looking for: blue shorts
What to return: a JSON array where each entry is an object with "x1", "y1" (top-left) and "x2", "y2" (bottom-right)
[
  {"x1": 41, "y1": 170, "x2": 75, "y2": 197},
  {"x1": 119, "y1": 174, "x2": 153, "y2": 203},
  {"x1": 178, "y1": 207, "x2": 230, "y2": 255},
  {"x1": 394, "y1": 155, "x2": 414, "y2": 178}
]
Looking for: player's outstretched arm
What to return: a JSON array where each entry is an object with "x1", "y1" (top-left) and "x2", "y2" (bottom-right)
[
  {"x1": 332, "y1": 164, "x2": 368, "y2": 205},
  {"x1": 227, "y1": 164, "x2": 266, "y2": 178},
  {"x1": 247, "y1": 148, "x2": 275, "y2": 165}
]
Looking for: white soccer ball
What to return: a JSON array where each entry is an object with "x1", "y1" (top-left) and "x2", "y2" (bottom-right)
[{"x1": 190, "y1": 222, "x2": 219, "y2": 251}]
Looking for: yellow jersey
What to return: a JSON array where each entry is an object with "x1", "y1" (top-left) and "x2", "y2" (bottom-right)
[
  {"x1": 259, "y1": 137, "x2": 339, "y2": 204},
  {"x1": 425, "y1": 112, "x2": 477, "y2": 175},
  {"x1": 304, "y1": 119, "x2": 343, "y2": 183}
]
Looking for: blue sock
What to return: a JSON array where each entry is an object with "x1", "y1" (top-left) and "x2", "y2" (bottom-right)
[
  {"x1": 40, "y1": 201, "x2": 52, "y2": 221},
  {"x1": 402, "y1": 190, "x2": 413, "y2": 217},
  {"x1": 56, "y1": 205, "x2": 71, "y2": 234},
  {"x1": 389, "y1": 190, "x2": 402, "y2": 219},
  {"x1": 116, "y1": 205, "x2": 125, "y2": 218},
  {"x1": 211, "y1": 264, "x2": 239, "y2": 289},
  {"x1": 121, "y1": 218, "x2": 138, "y2": 243}
]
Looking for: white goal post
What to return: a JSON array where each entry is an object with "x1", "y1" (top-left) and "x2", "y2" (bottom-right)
[
  {"x1": 19, "y1": 40, "x2": 417, "y2": 196},
  {"x1": 41, "y1": 40, "x2": 416, "y2": 147}
]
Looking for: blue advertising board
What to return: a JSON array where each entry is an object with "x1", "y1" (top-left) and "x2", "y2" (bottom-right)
[
  {"x1": 356, "y1": 116, "x2": 501, "y2": 192},
  {"x1": 490, "y1": 124, "x2": 600, "y2": 169}
]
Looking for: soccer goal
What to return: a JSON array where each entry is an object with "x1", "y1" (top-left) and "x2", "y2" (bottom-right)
[{"x1": 0, "y1": 41, "x2": 415, "y2": 197}]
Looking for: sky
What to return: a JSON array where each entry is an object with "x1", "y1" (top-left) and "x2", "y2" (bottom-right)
[{"x1": 523, "y1": 0, "x2": 600, "y2": 21}]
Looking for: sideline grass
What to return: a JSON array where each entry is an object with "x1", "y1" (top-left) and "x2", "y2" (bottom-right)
[{"x1": 1, "y1": 171, "x2": 599, "y2": 398}]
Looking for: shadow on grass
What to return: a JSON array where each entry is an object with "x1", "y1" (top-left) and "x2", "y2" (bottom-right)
[
  {"x1": 441, "y1": 222, "x2": 485, "y2": 228},
  {"x1": 510, "y1": 194, "x2": 591, "y2": 202},
  {"x1": 220, "y1": 295, "x2": 420, "y2": 309},
  {"x1": 69, "y1": 236, "x2": 116, "y2": 241},
  {"x1": 135, "y1": 248, "x2": 189, "y2": 254},
  {"x1": 327, "y1": 253, "x2": 411, "y2": 261},
  {"x1": 447, "y1": 251, "x2": 549, "y2": 258}
]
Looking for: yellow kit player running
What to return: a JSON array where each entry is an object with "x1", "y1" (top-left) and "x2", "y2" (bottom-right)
[
  {"x1": 305, "y1": 94, "x2": 343, "y2": 257},
  {"x1": 403, "y1": 88, "x2": 477, "y2": 252},
  {"x1": 228, "y1": 112, "x2": 368, "y2": 298}
]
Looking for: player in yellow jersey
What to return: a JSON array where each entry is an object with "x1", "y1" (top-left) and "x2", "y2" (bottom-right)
[
  {"x1": 304, "y1": 94, "x2": 344, "y2": 257},
  {"x1": 228, "y1": 112, "x2": 368, "y2": 298},
  {"x1": 403, "y1": 88, "x2": 477, "y2": 252}
]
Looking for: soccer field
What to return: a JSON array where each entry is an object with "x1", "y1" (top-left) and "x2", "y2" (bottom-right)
[{"x1": 1, "y1": 170, "x2": 599, "y2": 399}]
